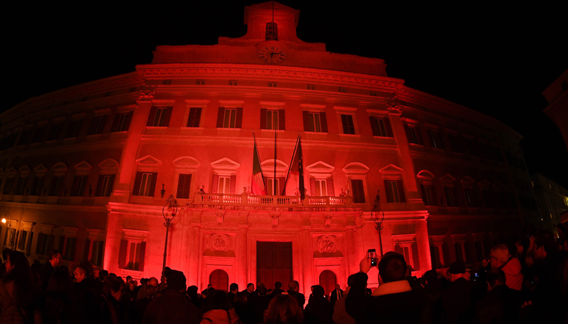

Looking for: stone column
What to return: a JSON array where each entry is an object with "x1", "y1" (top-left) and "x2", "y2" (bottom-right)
[
  {"x1": 237, "y1": 224, "x2": 248, "y2": 288},
  {"x1": 103, "y1": 211, "x2": 122, "y2": 274}
]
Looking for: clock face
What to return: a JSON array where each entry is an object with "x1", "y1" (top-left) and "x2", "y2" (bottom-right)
[{"x1": 257, "y1": 45, "x2": 287, "y2": 64}]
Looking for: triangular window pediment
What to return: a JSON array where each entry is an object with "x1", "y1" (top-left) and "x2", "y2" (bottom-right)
[
  {"x1": 99, "y1": 159, "x2": 119, "y2": 171},
  {"x1": 306, "y1": 161, "x2": 335, "y2": 174},
  {"x1": 439, "y1": 174, "x2": 456, "y2": 183},
  {"x1": 211, "y1": 158, "x2": 240, "y2": 171},
  {"x1": 378, "y1": 164, "x2": 403, "y2": 175},
  {"x1": 52, "y1": 162, "x2": 68, "y2": 177},
  {"x1": 460, "y1": 176, "x2": 475, "y2": 186},
  {"x1": 343, "y1": 162, "x2": 370, "y2": 174},
  {"x1": 34, "y1": 164, "x2": 48, "y2": 175},
  {"x1": 136, "y1": 155, "x2": 162, "y2": 167},
  {"x1": 18, "y1": 165, "x2": 31, "y2": 176},
  {"x1": 173, "y1": 156, "x2": 200, "y2": 169},
  {"x1": 260, "y1": 159, "x2": 287, "y2": 173},
  {"x1": 7, "y1": 167, "x2": 17, "y2": 176},
  {"x1": 479, "y1": 179, "x2": 491, "y2": 188},
  {"x1": 417, "y1": 170, "x2": 435, "y2": 181}
]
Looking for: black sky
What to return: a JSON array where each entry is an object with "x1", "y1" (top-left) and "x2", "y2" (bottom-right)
[{"x1": 3, "y1": 1, "x2": 567, "y2": 187}]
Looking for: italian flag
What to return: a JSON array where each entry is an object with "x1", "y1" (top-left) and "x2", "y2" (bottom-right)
[{"x1": 251, "y1": 140, "x2": 266, "y2": 195}]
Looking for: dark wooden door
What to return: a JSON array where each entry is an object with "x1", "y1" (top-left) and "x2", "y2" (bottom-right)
[
  {"x1": 210, "y1": 269, "x2": 229, "y2": 292},
  {"x1": 319, "y1": 270, "x2": 336, "y2": 298},
  {"x1": 257, "y1": 242, "x2": 292, "y2": 291}
]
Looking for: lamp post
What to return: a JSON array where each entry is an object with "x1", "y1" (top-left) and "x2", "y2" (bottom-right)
[
  {"x1": 162, "y1": 195, "x2": 179, "y2": 271},
  {"x1": 1, "y1": 211, "x2": 15, "y2": 250},
  {"x1": 372, "y1": 190, "x2": 385, "y2": 257}
]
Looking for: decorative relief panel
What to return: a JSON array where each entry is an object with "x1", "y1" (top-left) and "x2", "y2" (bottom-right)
[
  {"x1": 210, "y1": 234, "x2": 230, "y2": 252},
  {"x1": 317, "y1": 235, "x2": 337, "y2": 254}
]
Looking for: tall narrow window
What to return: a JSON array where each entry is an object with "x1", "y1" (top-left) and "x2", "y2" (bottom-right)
[
  {"x1": 30, "y1": 176, "x2": 44, "y2": 196},
  {"x1": 2, "y1": 177, "x2": 15, "y2": 195},
  {"x1": 120, "y1": 240, "x2": 146, "y2": 271},
  {"x1": 385, "y1": 180, "x2": 406, "y2": 203},
  {"x1": 133, "y1": 172, "x2": 157, "y2": 197},
  {"x1": 315, "y1": 179, "x2": 327, "y2": 196},
  {"x1": 218, "y1": 176, "x2": 231, "y2": 194},
  {"x1": 444, "y1": 187, "x2": 457, "y2": 207},
  {"x1": 266, "y1": 178, "x2": 280, "y2": 196},
  {"x1": 186, "y1": 108, "x2": 202, "y2": 127},
  {"x1": 448, "y1": 134, "x2": 464, "y2": 153},
  {"x1": 464, "y1": 188, "x2": 476, "y2": 207},
  {"x1": 370, "y1": 117, "x2": 393, "y2": 137},
  {"x1": 420, "y1": 184, "x2": 437, "y2": 206},
  {"x1": 266, "y1": 110, "x2": 279, "y2": 130},
  {"x1": 46, "y1": 123, "x2": 63, "y2": 141},
  {"x1": 147, "y1": 107, "x2": 172, "y2": 127},
  {"x1": 70, "y1": 176, "x2": 88, "y2": 197},
  {"x1": 341, "y1": 115, "x2": 356, "y2": 134},
  {"x1": 47, "y1": 176, "x2": 64, "y2": 196},
  {"x1": 427, "y1": 130, "x2": 445, "y2": 149},
  {"x1": 224, "y1": 109, "x2": 237, "y2": 128},
  {"x1": 90, "y1": 240, "x2": 105, "y2": 267},
  {"x1": 63, "y1": 237, "x2": 77, "y2": 261},
  {"x1": 404, "y1": 124, "x2": 423, "y2": 145},
  {"x1": 303, "y1": 112, "x2": 327, "y2": 133},
  {"x1": 351, "y1": 179, "x2": 366, "y2": 203},
  {"x1": 31, "y1": 126, "x2": 46, "y2": 144},
  {"x1": 266, "y1": 22, "x2": 278, "y2": 40},
  {"x1": 87, "y1": 115, "x2": 108, "y2": 135},
  {"x1": 111, "y1": 112, "x2": 133, "y2": 132},
  {"x1": 95, "y1": 174, "x2": 115, "y2": 197},
  {"x1": 176, "y1": 174, "x2": 192, "y2": 199},
  {"x1": 65, "y1": 119, "x2": 83, "y2": 138},
  {"x1": 14, "y1": 177, "x2": 28, "y2": 195}
]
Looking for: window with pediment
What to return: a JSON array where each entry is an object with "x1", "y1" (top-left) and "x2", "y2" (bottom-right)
[
  {"x1": 261, "y1": 159, "x2": 287, "y2": 196},
  {"x1": 306, "y1": 161, "x2": 335, "y2": 197},
  {"x1": 440, "y1": 174, "x2": 457, "y2": 207},
  {"x1": 132, "y1": 156, "x2": 161, "y2": 197},
  {"x1": 210, "y1": 158, "x2": 240, "y2": 194},
  {"x1": 172, "y1": 157, "x2": 200, "y2": 199},
  {"x1": 344, "y1": 162, "x2": 370, "y2": 203},
  {"x1": 380, "y1": 164, "x2": 406, "y2": 203},
  {"x1": 417, "y1": 170, "x2": 437, "y2": 206}
]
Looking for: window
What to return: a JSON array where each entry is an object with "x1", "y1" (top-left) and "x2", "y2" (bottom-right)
[
  {"x1": 338, "y1": 87, "x2": 346, "y2": 93},
  {"x1": 307, "y1": 84, "x2": 315, "y2": 90},
  {"x1": 443, "y1": 187, "x2": 457, "y2": 207},
  {"x1": 261, "y1": 109, "x2": 285, "y2": 130},
  {"x1": 404, "y1": 124, "x2": 423, "y2": 145},
  {"x1": 427, "y1": 130, "x2": 445, "y2": 149},
  {"x1": 18, "y1": 129, "x2": 32, "y2": 146},
  {"x1": 120, "y1": 240, "x2": 146, "y2": 271},
  {"x1": 2, "y1": 177, "x2": 15, "y2": 195},
  {"x1": 95, "y1": 174, "x2": 115, "y2": 197},
  {"x1": 370, "y1": 117, "x2": 393, "y2": 137},
  {"x1": 30, "y1": 176, "x2": 45, "y2": 196},
  {"x1": 90, "y1": 240, "x2": 105, "y2": 267},
  {"x1": 47, "y1": 176, "x2": 64, "y2": 196},
  {"x1": 482, "y1": 189, "x2": 497, "y2": 208},
  {"x1": 111, "y1": 112, "x2": 133, "y2": 132},
  {"x1": 464, "y1": 188, "x2": 476, "y2": 207},
  {"x1": 3, "y1": 228, "x2": 16, "y2": 247},
  {"x1": 17, "y1": 230, "x2": 28, "y2": 251},
  {"x1": 46, "y1": 123, "x2": 63, "y2": 141},
  {"x1": 420, "y1": 184, "x2": 437, "y2": 206},
  {"x1": 65, "y1": 118, "x2": 83, "y2": 138},
  {"x1": 351, "y1": 179, "x2": 366, "y2": 203},
  {"x1": 14, "y1": 177, "x2": 28, "y2": 195},
  {"x1": 266, "y1": 178, "x2": 281, "y2": 196},
  {"x1": 147, "y1": 107, "x2": 172, "y2": 127},
  {"x1": 133, "y1": 172, "x2": 157, "y2": 197},
  {"x1": 229, "y1": 80, "x2": 237, "y2": 86},
  {"x1": 36, "y1": 233, "x2": 54, "y2": 255},
  {"x1": 265, "y1": 22, "x2": 278, "y2": 40},
  {"x1": 186, "y1": 108, "x2": 202, "y2": 127},
  {"x1": 341, "y1": 114, "x2": 356, "y2": 134},
  {"x1": 218, "y1": 176, "x2": 232, "y2": 194},
  {"x1": 303, "y1": 112, "x2": 327, "y2": 133},
  {"x1": 216, "y1": 108, "x2": 242, "y2": 129},
  {"x1": 196, "y1": 79, "x2": 205, "y2": 85},
  {"x1": 176, "y1": 174, "x2": 192, "y2": 199},
  {"x1": 268, "y1": 82, "x2": 277, "y2": 87},
  {"x1": 70, "y1": 175, "x2": 88, "y2": 197},
  {"x1": 63, "y1": 237, "x2": 77, "y2": 261},
  {"x1": 385, "y1": 180, "x2": 406, "y2": 203},
  {"x1": 87, "y1": 115, "x2": 108, "y2": 135},
  {"x1": 314, "y1": 179, "x2": 327, "y2": 196},
  {"x1": 31, "y1": 126, "x2": 46, "y2": 144},
  {"x1": 448, "y1": 134, "x2": 464, "y2": 153}
]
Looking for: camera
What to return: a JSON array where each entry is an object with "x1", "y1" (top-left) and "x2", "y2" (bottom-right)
[{"x1": 368, "y1": 249, "x2": 378, "y2": 266}]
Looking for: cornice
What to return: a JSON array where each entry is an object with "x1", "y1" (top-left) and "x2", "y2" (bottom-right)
[{"x1": 136, "y1": 64, "x2": 405, "y2": 90}]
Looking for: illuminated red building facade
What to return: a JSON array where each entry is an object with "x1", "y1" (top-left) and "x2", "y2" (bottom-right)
[{"x1": 0, "y1": 2, "x2": 537, "y2": 294}]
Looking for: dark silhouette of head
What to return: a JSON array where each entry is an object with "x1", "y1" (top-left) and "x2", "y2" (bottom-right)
[
  {"x1": 378, "y1": 252, "x2": 407, "y2": 283},
  {"x1": 265, "y1": 294, "x2": 304, "y2": 324},
  {"x1": 275, "y1": 281, "x2": 282, "y2": 289}
]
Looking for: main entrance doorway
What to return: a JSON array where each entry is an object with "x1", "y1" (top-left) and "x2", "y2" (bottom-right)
[
  {"x1": 319, "y1": 270, "x2": 337, "y2": 298},
  {"x1": 257, "y1": 242, "x2": 292, "y2": 291}
]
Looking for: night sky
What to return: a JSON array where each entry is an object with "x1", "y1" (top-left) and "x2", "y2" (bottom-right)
[{"x1": 3, "y1": 1, "x2": 567, "y2": 187}]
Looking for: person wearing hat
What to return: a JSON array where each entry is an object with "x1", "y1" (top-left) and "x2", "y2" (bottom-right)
[
  {"x1": 142, "y1": 270, "x2": 201, "y2": 324},
  {"x1": 440, "y1": 261, "x2": 482, "y2": 324}
]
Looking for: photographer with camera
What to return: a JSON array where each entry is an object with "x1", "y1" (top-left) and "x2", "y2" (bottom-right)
[{"x1": 345, "y1": 251, "x2": 430, "y2": 324}]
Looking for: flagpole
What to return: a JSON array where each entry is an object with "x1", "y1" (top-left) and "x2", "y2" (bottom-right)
[
  {"x1": 252, "y1": 130, "x2": 266, "y2": 191},
  {"x1": 282, "y1": 134, "x2": 300, "y2": 195},
  {"x1": 274, "y1": 130, "x2": 277, "y2": 196}
]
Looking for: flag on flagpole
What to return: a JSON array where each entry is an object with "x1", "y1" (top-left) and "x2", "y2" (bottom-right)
[
  {"x1": 288, "y1": 136, "x2": 305, "y2": 200},
  {"x1": 251, "y1": 137, "x2": 266, "y2": 195}
]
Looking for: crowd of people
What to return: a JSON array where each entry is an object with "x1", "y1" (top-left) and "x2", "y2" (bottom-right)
[{"x1": 0, "y1": 229, "x2": 566, "y2": 324}]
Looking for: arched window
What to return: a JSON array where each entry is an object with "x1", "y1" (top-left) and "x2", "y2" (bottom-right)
[
  {"x1": 319, "y1": 270, "x2": 336, "y2": 298},
  {"x1": 209, "y1": 269, "x2": 229, "y2": 292}
]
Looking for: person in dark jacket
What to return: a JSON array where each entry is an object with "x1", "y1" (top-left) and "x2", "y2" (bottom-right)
[
  {"x1": 287, "y1": 280, "x2": 305, "y2": 310},
  {"x1": 39, "y1": 249, "x2": 61, "y2": 292},
  {"x1": 440, "y1": 261, "x2": 484, "y2": 324},
  {"x1": 304, "y1": 285, "x2": 333, "y2": 324},
  {"x1": 345, "y1": 252, "x2": 430, "y2": 324},
  {"x1": 142, "y1": 270, "x2": 201, "y2": 324},
  {"x1": 475, "y1": 269, "x2": 523, "y2": 324}
]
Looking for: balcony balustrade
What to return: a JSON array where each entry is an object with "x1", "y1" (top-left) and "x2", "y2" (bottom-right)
[{"x1": 191, "y1": 193, "x2": 356, "y2": 211}]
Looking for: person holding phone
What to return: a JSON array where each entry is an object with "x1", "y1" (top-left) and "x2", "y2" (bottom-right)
[{"x1": 345, "y1": 251, "x2": 430, "y2": 324}]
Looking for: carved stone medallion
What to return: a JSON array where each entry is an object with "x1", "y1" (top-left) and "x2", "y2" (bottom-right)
[
  {"x1": 317, "y1": 235, "x2": 337, "y2": 254},
  {"x1": 210, "y1": 234, "x2": 230, "y2": 252}
]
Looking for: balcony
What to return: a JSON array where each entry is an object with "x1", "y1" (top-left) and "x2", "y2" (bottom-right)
[{"x1": 190, "y1": 193, "x2": 359, "y2": 211}]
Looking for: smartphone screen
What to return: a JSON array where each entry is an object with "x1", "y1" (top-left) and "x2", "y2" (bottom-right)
[{"x1": 368, "y1": 249, "x2": 377, "y2": 266}]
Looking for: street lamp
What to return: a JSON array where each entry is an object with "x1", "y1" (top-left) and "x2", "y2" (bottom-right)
[{"x1": 162, "y1": 194, "x2": 179, "y2": 271}]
